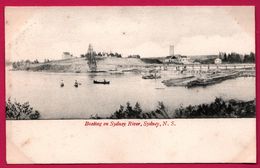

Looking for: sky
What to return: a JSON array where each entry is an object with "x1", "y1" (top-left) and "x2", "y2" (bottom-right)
[{"x1": 5, "y1": 6, "x2": 255, "y2": 61}]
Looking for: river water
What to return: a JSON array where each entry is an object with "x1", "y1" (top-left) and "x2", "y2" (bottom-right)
[{"x1": 6, "y1": 69, "x2": 255, "y2": 119}]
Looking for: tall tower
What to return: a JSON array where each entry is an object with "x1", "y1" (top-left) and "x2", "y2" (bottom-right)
[
  {"x1": 169, "y1": 45, "x2": 174, "y2": 56},
  {"x1": 87, "y1": 44, "x2": 97, "y2": 72}
]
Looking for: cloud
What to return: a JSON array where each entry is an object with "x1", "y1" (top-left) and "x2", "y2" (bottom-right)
[{"x1": 5, "y1": 6, "x2": 255, "y2": 61}]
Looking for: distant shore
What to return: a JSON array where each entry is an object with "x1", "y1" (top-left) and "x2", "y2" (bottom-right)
[
  {"x1": 9, "y1": 57, "x2": 255, "y2": 73},
  {"x1": 9, "y1": 57, "x2": 146, "y2": 73}
]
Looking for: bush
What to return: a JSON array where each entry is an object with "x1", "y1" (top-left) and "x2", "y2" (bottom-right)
[
  {"x1": 6, "y1": 98, "x2": 40, "y2": 120},
  {"x1": 109, "y1": 101, "x2": 169, "y2": 119},
  {"x1": 174, "y1": 97, "x2": 255, "y2": 118}
]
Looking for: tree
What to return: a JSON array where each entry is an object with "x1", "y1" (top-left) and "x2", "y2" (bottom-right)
[
  {"x1": 223, "y1": 53, "x2": 227, "y2": 62},
  {"x1": 155, "y1": 101, "x2": 169, "y2": 118},
  {"x1": 12, "y1": 62, "x2": 17, "y2": 69},
  {"x1": 33, "y1": 59, "x2": 39, "y2": 64},
  {"x1": 242, "y1": 52, "x2": 255, "y2": 63},
  {"x1": 97, "y1": 52, "x2": 102, "y2": 56},
  {"x1": 125, "y1": 102, "x2": 133, "y2": 118},
  {"x1": 227, "y1": 52, "x2": 242, "y2": 63},
  {"x1": 114, "y1": 105, "x2": 125, "y2": 119},
  {"x1": 133, "y1": 102, "x2": 142, "y2": 117}
]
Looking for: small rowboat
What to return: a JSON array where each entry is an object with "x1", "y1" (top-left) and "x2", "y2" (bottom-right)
[{"x1": 93, "y1": 80, "x2": 110, "y2": 84}]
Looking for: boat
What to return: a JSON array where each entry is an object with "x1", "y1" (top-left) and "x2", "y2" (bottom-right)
[
  {"x1": 74, "y1": 80, "x2": 79, "y2": 87},
  {"x1": 187, "y1": 72, "x2": 239, "y2": 88},
  {"x1": 142, "y1": 73, "x2": 161, "y2": 79},
  {"x1": 110, "y1": 71, "x2": 124, "y2": 75},
  {"x1": 122, "y1": 68, "x2": 140, "y2": 73},
  {"x1": 88, "y1": 70, "x2": 107, "y2": 73},
  {"x1": 60, "y1": 80, "x2": 64, "y2": 87},
  {"x1": 93, "y1": 80, "x2": 110, "y2": 84},
  {"x1": 142, "y1": 69, "x2": 161, "y2": 79},
  {"x1": 162, "y1": 75, "x2": 196, "y2": 87}
]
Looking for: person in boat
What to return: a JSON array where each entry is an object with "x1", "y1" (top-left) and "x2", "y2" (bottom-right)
[
  {"x1": 103, "y1": 79, "x2": 106, "y2": 83},
  {"x1": 74, "y1": 80, "x2": 78, "y2": 87},
  {"x1": 60, "y1": 80, "x2": 64, "y2": 87}
]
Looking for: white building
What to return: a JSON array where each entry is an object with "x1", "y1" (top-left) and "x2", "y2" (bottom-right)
[
  {"x1": 214, "y1": 58, "x2": 222, "y2": 64},
  {"x1": 178, "y1": 55, "x2": 190, "y2": 64}
]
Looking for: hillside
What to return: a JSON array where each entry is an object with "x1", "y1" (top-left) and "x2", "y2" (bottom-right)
[{"x1": 11, "y1": 57, "x2": 146, "y2": 73}]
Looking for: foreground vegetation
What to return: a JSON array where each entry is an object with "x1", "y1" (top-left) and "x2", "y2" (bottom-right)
[
  {"x1": 91, "y1": 98, "x2": 255, "y2": 119},
  {"x1": 174, "y1": 98, "x2": 255, "y2": 118},
  {"x1": 6, "y1": 99, "x2": 40, "y2": 120},
  {"x1": 6, "y1": 97, "x2": 255, "y2": 120}
]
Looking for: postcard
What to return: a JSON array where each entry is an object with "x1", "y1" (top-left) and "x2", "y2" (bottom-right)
[{"x1": 5, "y1": 6, "x2": 256, "y2": 163}]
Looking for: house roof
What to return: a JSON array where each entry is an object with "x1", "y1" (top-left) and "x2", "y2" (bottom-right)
[{"x1": 165, "y1": 56, "x2": 177, "y2": 59}]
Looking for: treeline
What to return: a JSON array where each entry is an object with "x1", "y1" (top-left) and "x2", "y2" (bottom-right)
[
  {"x1": 91, "y1": 98, "x2": 255, "y2": 119},
  {"x1": 219, "y1": 52, "x2": 255, "y2": 63},
  {"x1": 12, "y1": 59, "x2": 53, "y2": 69},
  {"x1": 109, "y1": 102, "x2": 169, "y2": 119},
  {"x1": 90, "y1": 102, "x2": 169, "y2": 119},
  {"x1": 81, "y1": 52, "x2": 122, "y2": 58},
  {"x1": 174, "y1": 98, "x2": 255, "y2": 118},
  {"x1": 6, "y1": 98, "x2": 40, "y2": 120},
  {"x1": 12, "y1": 59, "x2": 38, "y2": 69}
]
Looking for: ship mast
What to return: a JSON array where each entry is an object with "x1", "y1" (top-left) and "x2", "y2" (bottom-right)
[{"x1": 87, "y1": 44, "x2": 97, "y2": 72}]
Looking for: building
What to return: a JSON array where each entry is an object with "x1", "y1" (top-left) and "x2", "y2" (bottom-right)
[
  {"x1": 178, "y1": 55, "x2": 190, "y2": 64},
  {"x1": 214, "y1": 58, "x2": 222, "y2": 64},
  {"x1": 128, "y1": 55, "x2": 141, "y2": 59},
  {"x1": 62, "y1": 52, "x2": 73, "y2": 60},
  {"x1": 165, "y1": 55, "x2": 190, "y2": 64},
  {"x1": 165, "y1": 55, "x2": 177, "y2": 63}
]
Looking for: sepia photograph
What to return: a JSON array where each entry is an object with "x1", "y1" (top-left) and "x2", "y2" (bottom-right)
[
  {"x1": 5, "y1": 6, "x2": 255, "y2": 120},
  {"x1": 5, "y1": 6, "x2": 256, "y2": 163}
]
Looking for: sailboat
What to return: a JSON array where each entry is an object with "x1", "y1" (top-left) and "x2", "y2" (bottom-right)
[{"x1": 86, "y1": 44, "x2": 97, "y2": 72}]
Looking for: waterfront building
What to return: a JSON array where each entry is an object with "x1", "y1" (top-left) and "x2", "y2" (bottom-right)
[{"x1": 178, "y1": 55, "x2": 190, "y2": 64}]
